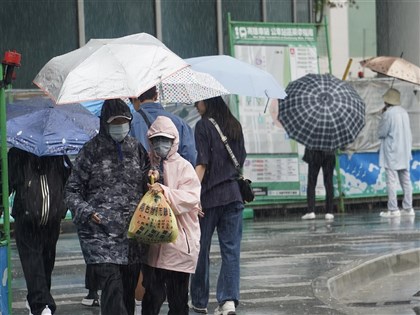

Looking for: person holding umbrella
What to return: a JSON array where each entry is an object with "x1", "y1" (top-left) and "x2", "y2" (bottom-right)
[
  {"x1": 278, "y1": 73, "x2": 366, "y2": 220},
  {"x1": 301, "y1": 148, "x2": 336, "y2": 220},
  {"x1": 378, "y1": 88, "x2": 415, "y2": 218},
  {"x1": 190, "y1": 96, "x2": 246, "y2": 315}
]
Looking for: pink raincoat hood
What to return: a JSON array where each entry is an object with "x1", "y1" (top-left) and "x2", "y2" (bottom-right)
[{"x1": 147, "y1": 115, "x2": 179, "y2": 163}]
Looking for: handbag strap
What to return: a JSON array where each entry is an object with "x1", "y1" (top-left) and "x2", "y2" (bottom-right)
[{"x1": 208, "y1": 118, "x2": 241, "y2": 171}]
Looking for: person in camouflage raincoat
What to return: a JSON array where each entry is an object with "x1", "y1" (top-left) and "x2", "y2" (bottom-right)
[{"x1": 64, "y1": 99, "x2": 150, "y2": 315}]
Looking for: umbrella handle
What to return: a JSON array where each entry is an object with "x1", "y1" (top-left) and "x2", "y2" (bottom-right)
[
  {"x1": 263, "y1": 90, "x2": 270, "y2": 113},
  {"x1": 391, "y1": 52, "x2": 404, "y2": 88}
]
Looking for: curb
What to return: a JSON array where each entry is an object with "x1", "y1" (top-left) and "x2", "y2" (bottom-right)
[{"x1": 313, "y1": 248, "x2": 420, "y2": 313}]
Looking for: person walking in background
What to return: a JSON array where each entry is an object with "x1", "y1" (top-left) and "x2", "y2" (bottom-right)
[
  {"x1": 141, "y1": 115, "x2": 201, "y2": 315},
  {"x1": 378, "y1": 88, "x2": 415, "y2": 218},
  {"x1": 8, "y1": 147, "x2": 72, "y2": 315},
  {"x1": 190, "y1": 96, "x2": 246, "y2": 315},
  {"x1": 301, "y1": 148, "x2": 336, "y2": 220},
  {"x1": 130, "y1": 86, "x2": 197, "y2": 165},
  {"x1": 64, "y1": 99, "x2": 150, "y2": 315}
]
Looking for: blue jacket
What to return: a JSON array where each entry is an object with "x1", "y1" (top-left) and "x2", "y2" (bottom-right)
[{"x1": 130, "y1": 102, "x2": 197, "y2": 166}]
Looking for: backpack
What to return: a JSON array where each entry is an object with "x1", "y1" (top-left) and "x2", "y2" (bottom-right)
[{"x1": 8, "y1": 148, "x2": 71, "y2": 225}]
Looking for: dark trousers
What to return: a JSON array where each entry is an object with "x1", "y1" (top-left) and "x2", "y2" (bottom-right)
[
  {"x1": 91, "y1": 262, "x2": 141, "y2": 315},
  {"x1": 85, "y1": 264, "x2": 99, "y2": 290},
  {"x1": 142, "y1": 264, "x2": 190, "y2": 315},
  {"x1": 14, "y1": 217, "x2": 60, "y2": 315},
  {"x1": 307, "y1": 152, "x2": 336, "y2": 213}
]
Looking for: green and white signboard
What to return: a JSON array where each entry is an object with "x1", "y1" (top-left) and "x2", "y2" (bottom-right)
[{"x1": 228, "y1": 18, "x2": 328, "y2": 205}]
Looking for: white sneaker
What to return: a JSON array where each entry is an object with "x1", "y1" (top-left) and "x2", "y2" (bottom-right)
[
  {"x1": 135, "y1": 299, "x2": 142, "y2": 315},
  {"x1": 325, "y1": 213, "x2": 334, "y2": 220},
  {"x1": 214, "y1": 301, "x2": 235, "y2": 315},
  {"x1": 302, "y1": 212, "x2": 315, "y2": 220},
  {"x1": 189, "y1": 302, "x2": 208, "y2": 314},
  {"x1": 41, "y1": 306, "x2": 52, "y2": 315},
  {"x1": 380, "y1": 210, "x2": 401, "y2": 218},
  {"x1": 401, "y1": 208, "x2": 415, "y2": 216},
  {"x1": 26, "y1": 300, "x2": 33, "y2": 315}
]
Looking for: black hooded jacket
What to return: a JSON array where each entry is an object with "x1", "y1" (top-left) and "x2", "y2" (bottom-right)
[
  {"x1": 8, "y1": 147, "x2": 72, "y2": 225},
  {"x1": 64, "y1": 99, "x2": 149, "y2": 264}
]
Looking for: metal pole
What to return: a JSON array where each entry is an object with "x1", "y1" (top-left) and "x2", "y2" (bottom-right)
[
  {"x1": 77, "y1": 0, "x2": 86, "y2": 47},
  {"x1": 324, "y1": 16, "x2": 332, "y2": 74},
  {"x1": 262, "y1": 0, "x2": 267, "y2": 22},
  {"x1": 216, "y1": 0, "x2": 223, "y2": 55},
  {"x1": 155, "y1": 0, "x2": 163, "y2": 41},
  {"x1": 334, "y1": 58, "x2": 354, "y2": 213},
  {"x1": 0, "y1": 66, "x2": 12, "y2": 314}
]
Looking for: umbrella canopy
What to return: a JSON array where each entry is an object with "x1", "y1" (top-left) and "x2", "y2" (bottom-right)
[
  {"x1": 360, "y1": 56, "x2": 420, "y2": 85},
  {"x1": 33, "y1": 33, "x2": 189, "y2": 104},
  {"x1": 278, "y1": 73, "x2": 365, "y2": 151},
  {"x1": 6, "y1": 97, "x2": 99, "y2": 156},
  {"x1": 157, "y1": 67, "x2": 229, "y2": 103},
  {"x1": 185, "y1": 55, "x2": 287, "y2": 99}
]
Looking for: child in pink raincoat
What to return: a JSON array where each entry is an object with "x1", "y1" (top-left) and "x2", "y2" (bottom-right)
[{"x1": 141, "y1": 115, "x2": 201, "y2": 315}]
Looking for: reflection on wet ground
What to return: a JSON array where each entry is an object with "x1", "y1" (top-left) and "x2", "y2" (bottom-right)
[{"x1": 10, "y1": 210, "x2": 420, "y2": 314}]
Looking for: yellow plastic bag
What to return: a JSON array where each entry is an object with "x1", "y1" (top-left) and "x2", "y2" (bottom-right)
[{"x1": 128, "y1": 185, "x2": 178, "y2": 244}]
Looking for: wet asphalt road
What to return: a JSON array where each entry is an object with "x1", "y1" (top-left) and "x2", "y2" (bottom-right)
[{"x1": 9, "y1": 209, "x2": 420, "y2": 315}]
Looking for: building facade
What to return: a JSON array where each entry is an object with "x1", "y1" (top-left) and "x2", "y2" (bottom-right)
[{"x1": 1, "y1": 0, "x2": 314, "y2": 89}]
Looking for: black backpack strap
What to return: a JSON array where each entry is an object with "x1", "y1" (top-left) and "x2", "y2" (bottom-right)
[{"x1": 138, "y1": 108, "x2": 151, "y2": 128}]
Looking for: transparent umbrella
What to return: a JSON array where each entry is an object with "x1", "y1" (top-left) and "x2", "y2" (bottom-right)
[
  {"x1": 33, "y1": 33, "x2": 189, "y2": 104},
  {"x1": 185, "y1": 55, "x2": 287, "y2": 99}
]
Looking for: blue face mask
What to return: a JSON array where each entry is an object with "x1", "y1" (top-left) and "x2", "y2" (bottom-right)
[
  {"x1": 151, "y1": 137, "x2": 173, "y2": 158},
  {"x1": 108, "y1": 123, "x2": 130, "y2": 142}
]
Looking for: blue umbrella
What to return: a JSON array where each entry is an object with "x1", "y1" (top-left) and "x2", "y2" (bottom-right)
[
  {"x1": 81, "y1": 99, "x2": 135, "y2": 117},
  {"x1": 185, "y1": 55, "x2": 287, "y2": 99},
  {"x1": 6, "y1": 97, "x2": 99, "y2": 156}
]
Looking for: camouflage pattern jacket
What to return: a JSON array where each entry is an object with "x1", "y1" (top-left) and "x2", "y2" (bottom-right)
[{"x1": 65, "y1": 101, "x2": 149, "y2": 265}]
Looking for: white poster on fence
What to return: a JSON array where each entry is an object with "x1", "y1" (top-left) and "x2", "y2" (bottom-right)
[{"x1": 234, "y1": 45, "x2": 295, "y2": 154}]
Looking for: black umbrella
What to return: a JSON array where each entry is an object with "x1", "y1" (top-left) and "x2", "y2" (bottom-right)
[{"x1": 278, "y1": 73, "x2": 365, "y2": 150}]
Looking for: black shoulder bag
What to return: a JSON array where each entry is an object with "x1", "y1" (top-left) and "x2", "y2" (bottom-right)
[{"x1": 208, "y1": 118, "x2": 254, "y2": 203}]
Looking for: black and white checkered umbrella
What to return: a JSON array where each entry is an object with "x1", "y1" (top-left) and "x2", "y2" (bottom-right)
[{"x1": 278, "y1": 73, "x2": 365, "y2": 150}]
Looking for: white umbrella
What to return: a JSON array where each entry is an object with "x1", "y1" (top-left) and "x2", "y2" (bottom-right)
[
  {"x1": 185, "y1": 55, "x2": 287, "y2": 99},
  {"x1": 33, "y1": 33, "x2": 189, "y2": 104},
  {"x1": 158, "y1": 67, "x2": 229, "y2": 104}
]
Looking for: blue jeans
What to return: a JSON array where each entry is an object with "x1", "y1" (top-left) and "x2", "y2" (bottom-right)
[{"x1": 190, "y1": 201, "x2": 244, "y2": 308}]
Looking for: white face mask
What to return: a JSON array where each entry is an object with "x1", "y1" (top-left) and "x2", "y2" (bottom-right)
[
  {"x1": 151, "y1": 137, "x2": 173, "y2": 159},
  {"x1": 108, "y1": 123, "x2": 130, "y2": 142}
]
